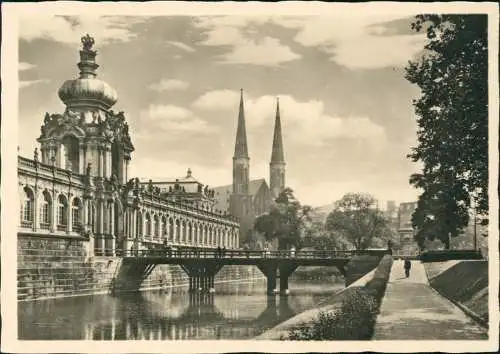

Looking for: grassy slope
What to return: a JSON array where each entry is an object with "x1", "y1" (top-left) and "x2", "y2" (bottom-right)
[{"x1": 425, "y1": 260, "x2": 488, "y2": 321}]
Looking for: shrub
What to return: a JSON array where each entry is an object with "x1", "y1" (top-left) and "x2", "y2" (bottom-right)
[
  {"x1": 364, "y1": 254, "x2": 393, "y2": 304},
  {"x1": 288, "y1": 288, "x2": 377, "y2": 340},
  {"x1": 287, "y1": 255, "x2": 393, "y2": 340}
]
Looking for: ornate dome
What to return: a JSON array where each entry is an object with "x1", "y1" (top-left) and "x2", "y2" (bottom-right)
[
  {"x1": 58, "y1": 34, "x2": 118, "y2": 111},
  {"x1": 58, "y1": 78, "x2": 118, "y2": 110}
]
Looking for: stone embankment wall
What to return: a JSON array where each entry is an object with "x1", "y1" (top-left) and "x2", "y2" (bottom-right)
[
  {"x1": 424, "y1": 260, "x2": 488, "y2": 326},
  {"x1": 17, "y1": 235, "x2": 264, "y2": 301}
]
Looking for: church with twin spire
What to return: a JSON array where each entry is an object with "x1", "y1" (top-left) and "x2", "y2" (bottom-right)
[{"x1": 213, "y1": 89, "x2": 287, "y2": 243}]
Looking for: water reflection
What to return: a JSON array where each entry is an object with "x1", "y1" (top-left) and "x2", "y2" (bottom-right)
[{"x1": 19, "y1": 278, "x2": 342, "y2": 340}]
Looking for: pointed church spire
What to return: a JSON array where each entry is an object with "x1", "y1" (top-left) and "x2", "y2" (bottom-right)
[
  {"x1": 271, "y1": 97, "x2": 285, "y2": 163},
  {"x1": 233, "y1": 88, "x2": 249, "y2": 158}
]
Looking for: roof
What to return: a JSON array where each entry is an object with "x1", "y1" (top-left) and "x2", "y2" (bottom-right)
[
  {"x1": 138, "y1": 169, "x2": 200, "y2": 184},
  {"x1": 234, "y1": 89, "x2": 249, "y2": 158},
  {"x1": 212, "y1": 178, "x2": 269, "y2": 211},
  {"x1": 271, "y1": 98, "x2": 285, "y2": 163}
]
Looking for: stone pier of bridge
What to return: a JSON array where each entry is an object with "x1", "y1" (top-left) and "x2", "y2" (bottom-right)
[{"x1": 180, "y1": 263, "x2": 224, "y2": 293}]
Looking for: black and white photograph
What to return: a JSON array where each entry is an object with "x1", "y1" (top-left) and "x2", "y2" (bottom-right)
[{"x1": 1, "y1": 2, "x2": 499, "y2": 353}]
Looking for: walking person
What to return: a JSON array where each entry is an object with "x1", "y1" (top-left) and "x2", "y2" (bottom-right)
[{"x1": 404, "y1": 257, "x2": 412, "y2": 278}]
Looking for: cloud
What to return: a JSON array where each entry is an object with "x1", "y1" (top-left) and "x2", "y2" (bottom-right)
[
  {"x1": 19, "y1": 62, "x2": 35, "y2": 71},
  {"x1": 139, "y1": 104, "x2": 216, "y2": 135},
  {"x1": 19, "y1": 79, "x2": 49, "y2": 89},
  {"x1": 217, "y1": 36, "x2": 301, "y2": 66},
  {"x1": 19, "y1": 15, "x2": 145, "y2": 45},
  {"x1": 148, "y1": 79, "x2": 189, "y2": 91},
  {"x1": 195, "y1": 16, "x2": 300, "y2": 67},
  {"x1": 193, "y1": 89, "x2": 386, "y2": 148},
  {"x1": 325, "y1": 35, "x2": 424, "y2": 69},
  {"x1": 192, "y1": 89, "x2": 240, "y2": 111},
  {"x1": 276, "y1": 15, "x2": 426, "y2": 69},
  {"x1": 166, "y1": 41, "x2": 196, "y2": 52},
  {"x1": 195, "y1": 15, "x2": 424, "y2": 69}
]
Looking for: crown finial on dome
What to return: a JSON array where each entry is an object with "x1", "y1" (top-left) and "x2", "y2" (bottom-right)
[
  {"x1": 81, "y1": 34, "x2": 95, "y2": 52},
  {"x1": 78, "y1": 34, "x2": 99, "y2": 79},
  {"x1": 58, "y1": 34, "x2": 118, "y2": 111}
]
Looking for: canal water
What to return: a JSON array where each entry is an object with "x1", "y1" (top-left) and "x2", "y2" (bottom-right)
[{"x1": 18, "y1": 276, "x2": 344, "y2": 340}]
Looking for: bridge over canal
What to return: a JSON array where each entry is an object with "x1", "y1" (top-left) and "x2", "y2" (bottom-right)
[{"x1": 114, "y1": 249, "x2": 389, "y2": 295}]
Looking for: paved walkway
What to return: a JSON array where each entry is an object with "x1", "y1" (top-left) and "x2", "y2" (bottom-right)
[{"x1": 373, "y1": 260, "x2": 487, "y2": 340}]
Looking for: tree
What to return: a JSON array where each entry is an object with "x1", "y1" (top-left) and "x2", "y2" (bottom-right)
[
  {"x1": 253, "y1": 187, "x2": 312, "y2": 250},
  {"x1": 302, "y1": 220, "x2": 351, "y2": 251},
  {"x1": 325, "y1": 193, "x2": 389, "y2": 250},
  {"x1": 405, "y1": 15, "x2": 488, "y2": 248}
]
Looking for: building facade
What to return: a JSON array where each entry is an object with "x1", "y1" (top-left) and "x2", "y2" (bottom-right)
[
  {"x1": 213, "y1": 91, "x2": 286, "y2": 244},
  {"x1": 18, "y1": 35, "x2": 240, "y2": 257},
  {"x1": 397, "y1": 201, "x2": 418, "y2": 250}
]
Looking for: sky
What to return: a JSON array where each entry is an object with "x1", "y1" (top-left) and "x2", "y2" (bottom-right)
[{"x1": 18, "y1": 14, "x2": 427, "y2": 208}]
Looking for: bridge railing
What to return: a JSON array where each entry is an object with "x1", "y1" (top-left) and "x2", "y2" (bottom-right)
[{"x1": 121, "y1": 248, "x2": 367, "y2": 259}]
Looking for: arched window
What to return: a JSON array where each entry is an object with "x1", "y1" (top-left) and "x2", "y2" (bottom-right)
[
  {"x1": 72, "y1": 198, "x2": 82, "y2": 232},
  {"x1": 40, "y1": 190, "x2": 51, "y2": 229},
  {"x1": 89, "y1": 203, "x2": 95, "y2": 233},
  {"x1": 57, "y1": 195, "x2": 68, "y2": 231},
  {"x1": 182, "y1": 220, "x2": 187, "y2": 243},
  {"x1": 154, "y1": 214, "x2": 159, "y2": 238},
  {"x1": 61, "y1": 135, "x2": 80, "y2": 173},
  {"x1": 208, "y1": 227, "x2": 213, "y2": 246},
  {"x1": 175, "y1": 219, "x2": 180, "y2": 241},
  {"x1": 145, "y1": 213, "x2": 151, "y2": 237},
  {"x1": 188, "y1": 222, "x2": 193, "y2": 243},
  {"x1": 136, "y1": 212, "x2": 143, "y2": 237},
  {"x1": 169, "y1": 218, "x2": 174, "y2": 241},
  {"x1": 162, "y1": 216, "x2": 167, "y2": 239},
  {"x1": 21, "y1": 187, "x2": 34, "y2": 227}
]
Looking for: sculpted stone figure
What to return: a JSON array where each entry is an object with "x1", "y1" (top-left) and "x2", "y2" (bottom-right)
[{"x1": 110, "y1": 174, "x2": 118, "y2": 188}]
